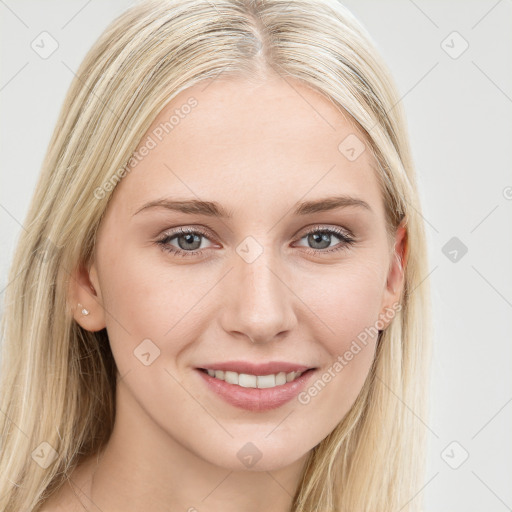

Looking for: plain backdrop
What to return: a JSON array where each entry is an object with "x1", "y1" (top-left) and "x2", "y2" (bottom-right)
[{"x1": 1, "y1": 1, "x2": 511, "y2": 511}]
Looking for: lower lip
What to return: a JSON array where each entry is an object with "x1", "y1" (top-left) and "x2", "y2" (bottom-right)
[{"x1": 196, "y1": 368, "x2": 316, "y2": 412}]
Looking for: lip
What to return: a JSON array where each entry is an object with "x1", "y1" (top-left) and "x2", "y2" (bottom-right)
[
  {"x1": 195, "y1": 366, "x2": 317, "y2": 412},
  {"x1": 196, "y1": 360, "x2": 313, "y2": 375}
]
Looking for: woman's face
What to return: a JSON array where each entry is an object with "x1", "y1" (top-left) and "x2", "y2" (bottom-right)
[{"x1": 73, "y1": 74, "x2": 405, "y2": 472}]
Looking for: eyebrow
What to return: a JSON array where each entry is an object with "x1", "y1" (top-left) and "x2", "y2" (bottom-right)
[{"x1": 132, "y1": 195, "x2": 372, "y2": 218}]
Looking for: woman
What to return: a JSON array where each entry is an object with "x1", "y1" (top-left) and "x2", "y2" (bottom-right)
[{"x1": 0, "y1": 0, "x2": 432, "y2": 510}]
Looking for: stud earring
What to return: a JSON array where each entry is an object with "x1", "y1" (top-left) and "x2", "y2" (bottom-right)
[{"x1": 77, "y1": 303, "x2": 90, "y2": 316}]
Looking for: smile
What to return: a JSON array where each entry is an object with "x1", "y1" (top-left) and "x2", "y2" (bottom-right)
[{"x1": 199, "y1": 368, "x2": 305, "y2": 389}]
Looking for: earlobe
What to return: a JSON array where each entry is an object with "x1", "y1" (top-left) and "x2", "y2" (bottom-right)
[
  {"x1": 67, "y1": 260, "x2": 107, "y2": 332},
  {"x1": 77, "y1": 303, "x2": 90, "y2": 316}
]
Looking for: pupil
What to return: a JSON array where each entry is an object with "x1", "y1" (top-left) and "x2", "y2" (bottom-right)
[
  {"x1": 310, "y1": 232, "x2": 330, "y2": 249},
  {"x1": 180, "y1": 233, "x2": 200, "y2": 250}
]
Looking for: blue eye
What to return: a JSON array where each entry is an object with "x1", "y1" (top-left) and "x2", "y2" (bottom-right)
[
  {"x1": 156, "y1": 227, "x2": 212, "y2": 258},
  {"x1": 156, "y1": 225, "x2": 355, "y2": 258},
  {"x1": 295, "y1": 226, "x2": 355, "y2": 255}
]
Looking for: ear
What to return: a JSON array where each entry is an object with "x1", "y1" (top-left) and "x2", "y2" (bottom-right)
[
  {"x1": 67, "y1": 259, "x2": 107, "y2": 332},
  {"x1": 379, "y1": 218, "x2": 408, "y2": 328}
]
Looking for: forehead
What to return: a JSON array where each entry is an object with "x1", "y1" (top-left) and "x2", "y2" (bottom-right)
[{"x1": 110, "y1": 75, "x2": 384, "y2": 220}]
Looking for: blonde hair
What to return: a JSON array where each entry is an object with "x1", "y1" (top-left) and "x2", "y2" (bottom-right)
[{"x1": 0, "y1": 0, "x2": 432, "y2": 510}]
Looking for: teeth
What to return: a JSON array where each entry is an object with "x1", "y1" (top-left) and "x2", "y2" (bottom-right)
[
  {"x1": 256, "y1": 374, "x2": 275, "y2": 388},
  {"x1": 224, "y1": 371, "x2": 238, "y2": 385},
  {"x1": 204, "y1": 369, "x2": 304, "y2": 388},
  {"x1": 275, "y1": 372, "x2": 287, "y2": 386},
  {"x1": 239, "y1": 373, "x2": 257, "y2": 387}
]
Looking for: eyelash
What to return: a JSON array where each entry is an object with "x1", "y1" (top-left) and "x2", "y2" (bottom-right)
[{"x1": 156, "y1": 225, "x2": 356, "y2": 259}]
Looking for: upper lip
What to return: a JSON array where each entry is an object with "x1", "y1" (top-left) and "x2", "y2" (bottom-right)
[{"x1": 197, "y1": 361, "x2": 316, "y2": 375}]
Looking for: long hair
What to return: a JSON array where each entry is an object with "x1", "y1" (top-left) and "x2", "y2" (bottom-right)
[{"x1": 0, "y1": 1, "x2": 432, "y2": 510}]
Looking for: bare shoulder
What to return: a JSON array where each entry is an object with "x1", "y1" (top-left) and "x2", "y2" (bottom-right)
[{"x1": 37, "y1": 456, "x2": 97, "y2": 512}]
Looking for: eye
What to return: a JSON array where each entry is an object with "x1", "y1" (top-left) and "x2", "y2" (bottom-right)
[
  {"x1": 294, "y1": 225, "x2": 355, "y2": 255},
  {"x1": 156, "y1": 225, "x2": 356, "y2": 258},
  {"x1": 156, "y1": 227, "x2": 215, "y2": 258}
]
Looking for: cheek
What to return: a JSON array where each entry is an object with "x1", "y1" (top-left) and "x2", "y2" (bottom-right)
[
  {"x1": 97, "y1": 248, "x2": 192, "y2": 367},
  {"x1": 299, "y1": 258, "x2": 387, "y2": 355},
  {"x1": 294, "y1": 261, "x2": 386, "y2": 433}
]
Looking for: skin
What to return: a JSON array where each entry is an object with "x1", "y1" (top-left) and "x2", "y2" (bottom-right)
[{"x1": 47, "y1": 73, "x2": 406, "y2": 512}]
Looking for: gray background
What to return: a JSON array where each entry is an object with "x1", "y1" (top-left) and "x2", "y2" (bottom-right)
[{"x1": 1, "y1": 1, "x2": 511, "y2": 510}]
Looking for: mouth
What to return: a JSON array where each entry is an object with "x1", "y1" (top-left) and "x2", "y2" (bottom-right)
[
  {"x1": 195, "y1": 365, "x2": 318, "y2": 411},
  {"x1": 197, "y1": 367, "x2": 316, "y2": 389}
]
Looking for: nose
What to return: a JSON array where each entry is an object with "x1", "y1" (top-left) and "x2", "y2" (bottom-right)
[{"x1": 219, "y1": 248, "x2": 297, "y2": 345}]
